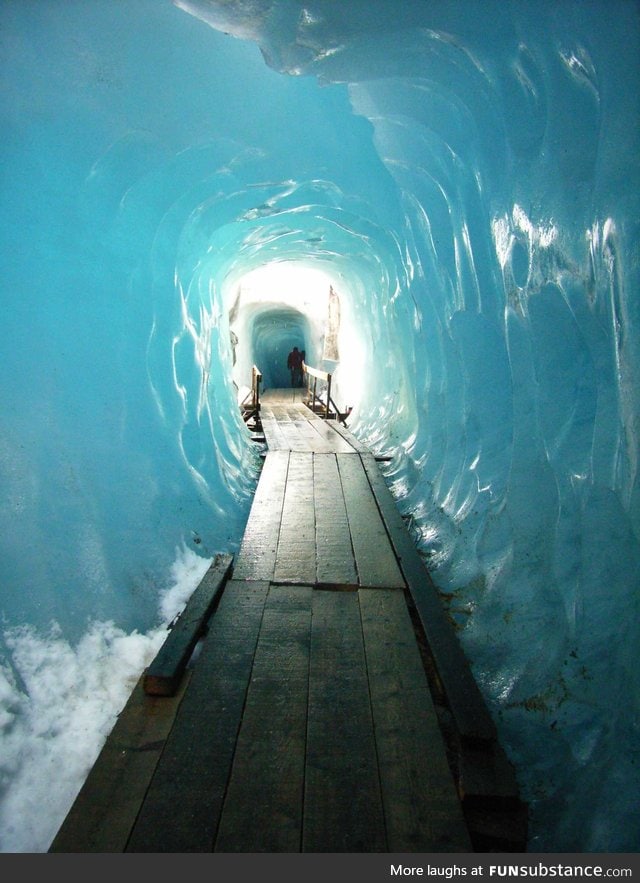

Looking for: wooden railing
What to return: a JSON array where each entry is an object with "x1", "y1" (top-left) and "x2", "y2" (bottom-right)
[
  {"x1": 302, "y1": 362, "x2": 331, "y2": 419},
  {"x1": 240, "y1": 365, "x2": 262, "y2": 425},
  {"x1": 251, "y1": 364, "x2": 261, "y2": 413},
  {"x1": 302, "y1": 362, "x2": 350, "y2": 423}
]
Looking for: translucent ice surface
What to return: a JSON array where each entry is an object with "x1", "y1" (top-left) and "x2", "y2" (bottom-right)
[{"x1": 0, "y1": 0, "x2": 638, "y2": 852}]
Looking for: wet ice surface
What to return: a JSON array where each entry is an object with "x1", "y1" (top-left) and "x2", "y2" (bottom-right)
[{"x1": 0, "y1": 0, "x2": 639, "y2": 852}]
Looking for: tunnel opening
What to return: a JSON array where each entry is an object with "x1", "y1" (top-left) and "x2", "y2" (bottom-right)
[
  {"x1": 1, "y1": 0, "x2": 637, "y2": 855},
  {"x1": 251, "y1": 307, "x2": 310, "y2": 389},
  {"x1": 226, "y1": 260, "x2": 364, "y2": 417}
]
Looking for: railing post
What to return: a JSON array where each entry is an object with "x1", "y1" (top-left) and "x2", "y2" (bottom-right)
[
  {"x1": 301, "y1": 361, "x2": 340, "y2": 420},
  {"x1": 246, "y1": 365, "x2": 261, "y2": 427},
  {"x1": 252, "y1": 365, "x2": 261, "y2": 411}
]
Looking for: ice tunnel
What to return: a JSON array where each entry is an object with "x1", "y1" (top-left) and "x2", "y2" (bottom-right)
[
  {"x1": 0, "y1": 0, "x2": 639, "y2": 855},
  {"x1": 243, "y1": 305, "x2": 310, "y2": 390},
  {"x1": 227, "y1": 263, "x2": 361, "y2": 400}
]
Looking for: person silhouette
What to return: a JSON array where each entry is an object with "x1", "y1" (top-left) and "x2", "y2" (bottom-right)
[{"x1": 287, "y1": 346, "x2": 303, "y2": 387}]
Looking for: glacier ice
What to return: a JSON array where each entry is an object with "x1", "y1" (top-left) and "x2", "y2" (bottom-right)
[{"x1": 0, "y1": 0, "x2": 639, "y2": 853}]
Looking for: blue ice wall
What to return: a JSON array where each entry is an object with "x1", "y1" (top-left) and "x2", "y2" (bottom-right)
[
  {"x1": 1, "y1": 0, "x2": 639, "y2": 853},
  {"x1": 0, "y1": 0, "x2": 399, "y2": 636}
]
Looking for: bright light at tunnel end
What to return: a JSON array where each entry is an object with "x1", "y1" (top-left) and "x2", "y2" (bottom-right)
[{"x1": 225, "y1": 261, "x2": 366, "y2": 414}]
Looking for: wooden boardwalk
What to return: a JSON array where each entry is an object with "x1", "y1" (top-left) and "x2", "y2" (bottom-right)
[{"x1": 50, "y1": 389, "x2": 526, "y2": 854}]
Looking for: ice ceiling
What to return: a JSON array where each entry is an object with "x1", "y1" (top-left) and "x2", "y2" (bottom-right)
[{"x1": 1, "y1": 0, "x2": 639, "y2": 853}]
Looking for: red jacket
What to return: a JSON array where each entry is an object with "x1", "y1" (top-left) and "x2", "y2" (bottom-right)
[{"x1": 287, "y1": 349, "x2": 303, "y2": 369}]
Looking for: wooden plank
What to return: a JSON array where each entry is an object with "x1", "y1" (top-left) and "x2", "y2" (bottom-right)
[
  {"x1": 291, "y1": 412, "x2": 333, "y2": 452},
  {"x1": 303, "y1": 363, "x2": 330, "y2": 382},
  {"x1": 263, "y1": 405, "x2": 312, "y2": 451},
  {"x1": 336, "y1": 453, "x2": 405, "y2": 588},
  {"x1": 343, "y1": 455, "x2": 524, "y2": 841},
  {"x1": 313, "y1": 453, "x2": 358, "y2": 586},
  {"x1": 359, "y1": 589, "x2": 472, "y2": 852},
  {"x1": 273, "y1": 451, "x2": 316, "y2": 583},
  {"x1": 283, "y1": 408, "x2": 320, "y2": 451},
  {"x1": 291, "y1": 406, "x2": 356, "y2": 453},
  {"x1": 263, "y1": 402, "x2": 355, "y2": 453},
  {"x1": 359, "y1": 452, "x2": 497, "y2": 743},
  {"x1": 327, "y1": 420, "x2": 392, "y2": 461},
  {"x1": 214, "y1": 585, "x2": 312, "y2": 852},
  {"x1": 261, "y1": 388, "x2": 306, "y2": 404},
  {"x1": 277, "y1": 405, "x2": 335, "y2": 453},
  {"x1": 326, "y1": 419, "x2": 370, "y2": 453},
  {"x1": 125, "y1": 580, "x2": 270, "y2": 852},
  {"x1": 260, "y1": 407, "x2": 291, "y2": 451},
  {"x1": 233, "y1": 451, "x2": 289, "y2": 580},
  {"x1": 303, "y1": 590, "x2": 386, "y2": 852},
  {"x1": 49, "y1": 673, "x2": 191, "y2": 853},
  {"x1": 143, "y1": 553, "x2": 233, "y2": 696}
]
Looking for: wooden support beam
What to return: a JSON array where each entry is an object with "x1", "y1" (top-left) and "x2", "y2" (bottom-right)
[
  {"x1": 143, "y1": 553, "x2": 233, "y2": 697},
  {"x1": 358, "y1": 452, "x2": 527, "y2": 849},
  {"x1": 359, "y1": 452, "x2": 497, "y2": 743}
]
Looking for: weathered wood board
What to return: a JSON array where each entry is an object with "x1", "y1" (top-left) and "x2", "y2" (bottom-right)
[{"x1": 143, "y1": 553, "x2": 233, "y2": 696}]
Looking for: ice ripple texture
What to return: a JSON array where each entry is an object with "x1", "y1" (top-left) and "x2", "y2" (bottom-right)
[{"x1": 0, "y1": 0, "x2": 638, "y2": 852}]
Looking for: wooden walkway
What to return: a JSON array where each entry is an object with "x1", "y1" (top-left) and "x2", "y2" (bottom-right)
[{"x1": 50, "y1": 390, "x2": 526, "y2": 854}]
